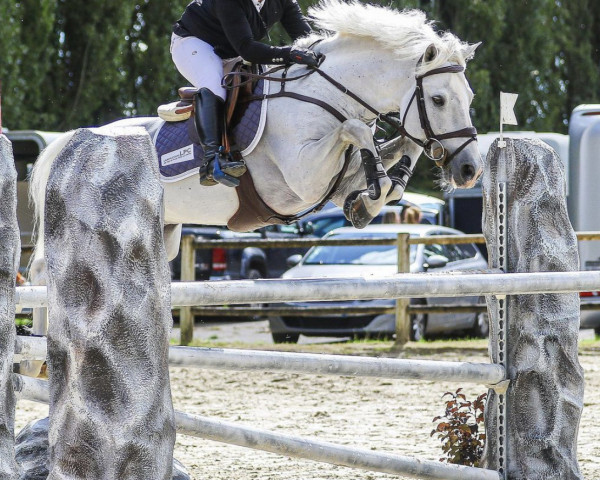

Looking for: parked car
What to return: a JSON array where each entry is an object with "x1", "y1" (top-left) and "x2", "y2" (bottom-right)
[
  {"x1": 170, "y1": 223, "x2": 314, "y2": 281},
  {"x1": 268, "y1": 224, "x2": 489, "y2": 343},
  {"x1": 170, "y1": 193, "x2": 445, "y2": 281}
]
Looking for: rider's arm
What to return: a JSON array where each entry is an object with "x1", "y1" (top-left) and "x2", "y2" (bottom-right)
[
  {"x1": 280, "y1": 0, "x2": 312, "y2": 42},
  {"x1": 215, "y1": 0, "x2": 292, "y2": 64}
]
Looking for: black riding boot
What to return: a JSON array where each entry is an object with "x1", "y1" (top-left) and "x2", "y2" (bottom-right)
[{"x1": 194, "y1": 88, "x2": 246, "y2": 187}]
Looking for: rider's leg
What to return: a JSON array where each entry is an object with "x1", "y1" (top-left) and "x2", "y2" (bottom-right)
[
  {"x1": 171, "y1": 34, "x2": 246, "y2": 187},
  {"x1": 193, "y1": 88, "x2": 246, "y2": 187}
]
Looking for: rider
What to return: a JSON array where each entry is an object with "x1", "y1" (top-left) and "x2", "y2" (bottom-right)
[{"x1": 172, "y1": 0, "x2": 320, "y2": 187}]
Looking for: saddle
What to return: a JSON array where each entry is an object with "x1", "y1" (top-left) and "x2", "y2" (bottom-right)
[{"x1": 157, "y1": 60, "x2": 258, "y2": 153}]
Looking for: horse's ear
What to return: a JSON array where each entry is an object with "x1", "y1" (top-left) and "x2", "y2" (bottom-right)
[
  {"x1": 424, "y1": 44, "x2": 438, "y2": 63},
  {"x1": 462, "y1": 42, "x2": 481, "y2": 62}
]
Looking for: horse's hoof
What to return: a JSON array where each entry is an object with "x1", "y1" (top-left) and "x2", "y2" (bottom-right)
[{"x1": 343, "y1": 190, "x2": 373, "y2": 229}]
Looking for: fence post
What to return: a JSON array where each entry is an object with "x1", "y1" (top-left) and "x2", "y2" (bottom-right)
[
  {"x1": 44, "y1": 128, "x2": 176, "y2": 477},
  {"x1": 394, "y1": 233, "x2": 410, "y2": 345},
  {"x1": 180, "y1": 234, "x2": 196, "y2": 346},
  {"x1": 482, "y1": 138, "x2": 584, "y2": 478},
  {"x1": 0, "y1": 134, "x2": 20, "y2": 476}
]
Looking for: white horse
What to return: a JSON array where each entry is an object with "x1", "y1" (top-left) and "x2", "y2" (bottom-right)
[{"x1": 28, "y1": 0, "x2": 482, "y2": 325}]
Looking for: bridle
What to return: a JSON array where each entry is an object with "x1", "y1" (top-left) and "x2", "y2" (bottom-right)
[{"x1": 389, "y1": 64, "x2": 478, "y2": 168}]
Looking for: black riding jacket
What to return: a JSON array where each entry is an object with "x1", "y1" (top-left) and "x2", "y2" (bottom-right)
[{"x1": 173, "y1": 0, "x2": 312, "y2": 64}]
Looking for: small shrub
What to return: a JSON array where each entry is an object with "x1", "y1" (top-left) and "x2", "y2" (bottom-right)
[{"x1": 431, "y1": 388, "x2": 487, "y2": 467}]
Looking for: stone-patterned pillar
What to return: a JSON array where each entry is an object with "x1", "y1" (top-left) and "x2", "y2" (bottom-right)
[
  {"x1": 482, "y1": 138, "x2": 584, "y2": 479},
  {"x1": 44, "y1": 128, "x2": 175, "y2": 479},
  {"x1": 0, "y1": 135, "x2": 20, "y2": 478}
]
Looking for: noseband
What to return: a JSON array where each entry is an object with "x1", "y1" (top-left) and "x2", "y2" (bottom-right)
[{"x1": 387, "y1": 64, "x2": 478, "y2": 168}]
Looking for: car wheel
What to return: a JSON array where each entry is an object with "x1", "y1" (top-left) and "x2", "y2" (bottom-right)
[
  {"x1": 410, "y1": 314, "x2": 427, "y2": 342},
  {"x1": 247, "y1": 268, "x2": 263, "y2": 280},
  {"x1": 272, "y1": 332, "x2": 300, "y2": 344},
  {"x1": 471, "y1": 312, "x2": 489, "y2": 338}
]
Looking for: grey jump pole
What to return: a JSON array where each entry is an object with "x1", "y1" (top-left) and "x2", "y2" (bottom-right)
[
  {"x1": 14, "y1": 268, "x2": 600, "y2": 308},
  {"x1": 43, "y1": 128, "x2": 176, "y2": 479},
  {"x1": 14, "y1": 338, "x2": 505, "y2": 385},
  {"x1": 482, "y1": 138, "x2": 584, "y2": 479},
  {"x1": 0, "y1": 133, "x2": 21, "y2": 477},
  {"x1": 14, "y1": 375, "x2": 499, "y2": 480}
]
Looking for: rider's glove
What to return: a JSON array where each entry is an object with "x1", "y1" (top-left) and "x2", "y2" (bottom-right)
[{"x1": 289, "y1": 48, "x2": 320, "y2": 67}]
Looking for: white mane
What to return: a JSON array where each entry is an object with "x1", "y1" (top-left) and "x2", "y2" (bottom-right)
[{"x1": 303, "y1": 0, "x2": 474, "y2": 73}]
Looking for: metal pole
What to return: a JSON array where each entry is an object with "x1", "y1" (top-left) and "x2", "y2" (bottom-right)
[
  {"x1": 168, "y1": 346, "x2": 505, "y2": 384},
  {"x1": 175, "y1": 411, "x2": 501, "y2": 480},
  {"x1": 13, "y1": 375, "x2": 499, "y2": 480},
  {"x1": 15, "y1": 337, "x2": 505, "y2": 385},
  {"x1": 15, "y1": 269, "x2": 600, "y2": 308},
  {"x1": 179, "y1": 235, "x2": 196, "y2": 346},
  {"x1": 395, "y1": 233, "x2": 411, "y2": 345}
]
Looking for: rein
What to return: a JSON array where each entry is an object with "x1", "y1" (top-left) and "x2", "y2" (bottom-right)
[{"x1": 224, "y1": 59, "x2": 477, "y2": 168}]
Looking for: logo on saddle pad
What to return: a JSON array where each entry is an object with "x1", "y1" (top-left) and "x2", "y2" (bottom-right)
[{"x1": 161, "y1": 145, "x2": 195, "y2": 167}]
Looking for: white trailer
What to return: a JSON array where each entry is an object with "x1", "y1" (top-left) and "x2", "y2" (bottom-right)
[{"x1": 568, "y1": 104, "x2": 600, "y2": 269}]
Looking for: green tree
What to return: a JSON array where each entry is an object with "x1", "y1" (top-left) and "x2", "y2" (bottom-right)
[
  {"x1": 2, "y1": 0, "x2": 599, "y2": 141},
  {"x1": 16, "y1": 0, "x2": 59, "y2": 129},
  {"x1": 120, "y1": 1, "x2": 186, "y2": 118},
  {"x1": 50, "y1": 0, "x2": 138, "y2": 129},
  {"x1": 0, "y1": 1, "x2": 26, "y2": 129},
  {"x1": 554, "y1": 0, "x2": 600, "y2": 128}
]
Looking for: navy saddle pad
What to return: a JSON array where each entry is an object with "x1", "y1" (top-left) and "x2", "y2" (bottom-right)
[{"x1": 155, "y1": 79, "x2": 265, "y2": 181}]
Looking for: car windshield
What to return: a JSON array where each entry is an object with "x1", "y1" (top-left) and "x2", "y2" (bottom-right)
[{"x1": 303, "y1": 234, "x2": 418, "y2": 266}]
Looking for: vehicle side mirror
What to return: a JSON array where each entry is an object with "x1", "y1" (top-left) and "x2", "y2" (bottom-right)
[
  {"x1": 286, "y1": 254, "x2": 303, "y2": 268},
  {"x1": 423, "y1": 254, "x2": 448, "y2": 270}
]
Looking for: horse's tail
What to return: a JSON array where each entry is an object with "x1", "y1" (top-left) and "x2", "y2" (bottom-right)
[{"x1": 28, "y1": 130, "x2": 77, "y2": 281}]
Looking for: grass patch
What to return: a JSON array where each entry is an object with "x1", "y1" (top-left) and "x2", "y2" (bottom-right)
[{"x1": 15, "y1": 317, "x2": 32, "y2": 327}]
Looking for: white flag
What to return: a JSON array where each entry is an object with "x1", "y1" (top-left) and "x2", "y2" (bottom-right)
[{"x1": 500, "y1": 92, "x2": 518, "y2": 125}]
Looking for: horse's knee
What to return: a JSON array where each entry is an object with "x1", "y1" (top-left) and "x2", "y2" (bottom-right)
[{"x1": 340, "y1": 119, "x2": 376, "y2": 153}]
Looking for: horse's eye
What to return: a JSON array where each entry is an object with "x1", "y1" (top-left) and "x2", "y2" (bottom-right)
[{"x1": 432, "y1": 95, "x2": 445, "y2": 106}]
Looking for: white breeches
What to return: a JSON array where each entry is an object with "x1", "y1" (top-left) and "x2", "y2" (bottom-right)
[{"x1": 171, "y1": 33, "x2": 226, "y2": 100}]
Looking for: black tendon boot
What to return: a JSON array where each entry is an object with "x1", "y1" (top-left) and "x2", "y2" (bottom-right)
[{"x1": 194, "y1": 88, "x2": 246, "y2": 187}]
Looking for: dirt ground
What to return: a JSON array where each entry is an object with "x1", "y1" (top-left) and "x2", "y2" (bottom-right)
[{"x1": 15, "y1": 323, "x2": 600, "y2": 479}]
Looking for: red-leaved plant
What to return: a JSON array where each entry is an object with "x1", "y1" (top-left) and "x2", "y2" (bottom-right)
[{"x1": 431, "y1": 388, "x2": 487, "y2": 467}]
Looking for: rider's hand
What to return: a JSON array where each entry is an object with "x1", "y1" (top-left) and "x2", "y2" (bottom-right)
[{"x1": 289, "y1": 48, "x2": 320, "y2": 67}]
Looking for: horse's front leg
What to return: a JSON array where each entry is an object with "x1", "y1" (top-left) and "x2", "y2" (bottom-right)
[
  {"x1": 379, "y1": 138, "x2": 423, "y2": 205},
  {"x1": 335, "y1": 121, "x2": 393, "y2": 229},
  {"x1": 280, "y1": 119, "x2": 391, "y2": 225}
]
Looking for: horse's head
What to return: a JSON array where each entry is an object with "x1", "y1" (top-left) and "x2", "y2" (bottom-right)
[{"x1": 399, "y1": 43, "x2": 482, "y2": 189}]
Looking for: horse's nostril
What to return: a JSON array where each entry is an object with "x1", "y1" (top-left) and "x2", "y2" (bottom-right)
[{"x1": 461, "y1": 163, "x2": 475, "y2": 181}]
